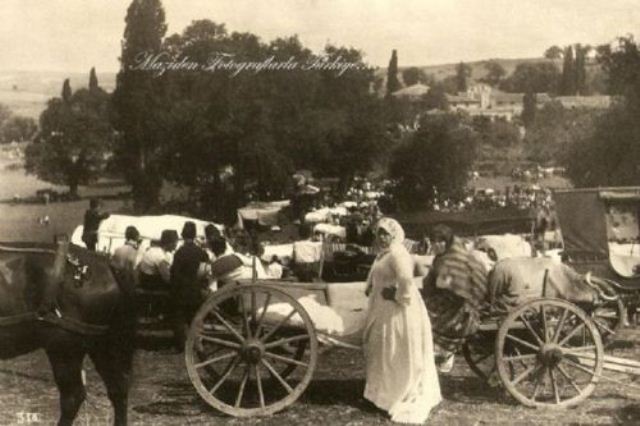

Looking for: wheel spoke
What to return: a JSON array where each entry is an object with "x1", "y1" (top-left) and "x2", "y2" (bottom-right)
[
  {"x1": 260, "y1": 309, "x2": 297, "y2": 343},
  {"x1": 540, "y1": 305, "x2": 548, "y2": 343},
  {"x1": 561, "y1": 358, "x2": 597, "y2": 378},
  {"x1": 558, "y1": 323, "x2": 586, "y2": 347},
  {"x1": 254, "y1": 293, "x2": 272, "y2": 338},
  {"x1": 209, "y1": 356, "x2": 240, "y2": 394},
  {"x1": 530, "y1": 367, "x2": 545, "y2": 401},
  {"x1": 199, "y1": 334, "x2": 242, "y2": 349},
  {"x1": 238, "y1": 293, "x2": 251, "y2": 339},
  {"x1": 511, "y1": 363, "x2": 541, "y2": 386},
  {"x1": 195, "y1": 351, "x2": 237, "y2": 369},
  {"x1": 210, "y1": 309, "x2": 245, "y2": 343},
  {"x1": 556, "y1": 364, "x2": 583, "y2": 395},
  {"x1": 502, "y1": 353, "x2": 538, "y2": 362},
  {"x1": 505, "y1": 333, "x2": 541, "y2": 352},
  {"x1": 563, "y1": 345, "x2": 596, "y2": 355},
  {"x1": 264, "y1": 350, "x2": 309, "y2": 367},
  {"x1": 519, "y1": 313, "x2": 544, "y2": 346},
  {"x1": 234, "y1": 365, "x2": 250, "y2": 408},
  {"x1": 261, "y1": 359, "x2": 293, "y2": 393},
  {"x1": 263, "y1": 334, "x2": 310, "y2": 350},
  {"x1": 549, "y1": 367, "x2": 560, "y2": 404},
  {"x1": 552, "y1": 309, "x2": 569, "y2": 343},
  {"x1": 251, "y1": 290, "x2": 257, "y2": 325},
  {"x1": 592, "y1": 318, "x2": 615, "y2": 336},
  {"x1": 254, "y1": 364, "x2": 265, "y2": 408}
]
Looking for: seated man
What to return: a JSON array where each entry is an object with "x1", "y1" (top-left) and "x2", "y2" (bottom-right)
[
  {"x1": 207, "y1": 238, "x2": 278, "y2": 289},
  {"x1": 422, "y1": 225, "x2": 489, "y2": 372},
  {"x1": 137, "y1": 229, "x2": 178, "y2": 291}
]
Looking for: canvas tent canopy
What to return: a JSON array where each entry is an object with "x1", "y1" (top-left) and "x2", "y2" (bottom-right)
[{"x1": 71, "y1": 214, "x2": 225, "y2": 255}]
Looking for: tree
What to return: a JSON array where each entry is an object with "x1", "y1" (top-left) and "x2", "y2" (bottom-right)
[
  {"x1": 89, "y1": 67, "x2": 99, "y2": 92},
  {"x1": 482, "y1": 60, "x2": 506, "y2": 86},
  {"x1": 1, "y1": 116, "x2": 37, "y2": 143},
  {"x1": 402, "y1": 66, "x2": 427, "y2": 86},
  {"x1": 111, "y1": 0, "x2": 168, "y2": 212},
  {"x1": 522, "y1": 91, "x2": 536, "y2": 128},
  {"x1": 386, "y1": 49, "x2": 401, "y2": 96},
  {"x1": 455, "y1": 61, "x2": 471, "y2": 92},
  {"x1": 574, "y1": 44, "x2": 591, "y2": 95},
  {"x1": 389, "y1": 113, "x2": 478, "y2": 208},
  {"x1": 563, "y1": 36, "x2": 640, "y2": 187},
  {"x1": 500, "y1": 62, "x2": 560, "y2": 93},
  {"x1": 560, "y1": 45, "x2": 576, "y2": 95},
  {"x1": 596, "y1": 36, "x2": 640, "y2": 101},
  {"x1": 25, "y1": 88, "x2": 114, "y2": 196},
  {"x1": 544, "y1": 46, "x2": 563, "y2": 60},
  {"x1": 421, "y1": 82, "x2": 449, "y2": 111},
  {"x1": 61, "y1": 79, "x2": 72, "y2": 102},
  {"x1": 526, "y1": 101, "x2": 599, "y2": 165}
]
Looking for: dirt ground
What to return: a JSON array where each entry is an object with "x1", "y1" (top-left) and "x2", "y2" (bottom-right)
[{"x1": 2, "y1": 326, "x2": 640, "y2": 426}]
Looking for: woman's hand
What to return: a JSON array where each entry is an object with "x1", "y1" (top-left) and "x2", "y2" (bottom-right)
[{"x1": 381, "y1": 286, "x2": 397, "y2": 301}]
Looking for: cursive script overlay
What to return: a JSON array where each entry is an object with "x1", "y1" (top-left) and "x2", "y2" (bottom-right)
[{"x1": 130, "y1": 51, "x2": 368, "y2": 77}]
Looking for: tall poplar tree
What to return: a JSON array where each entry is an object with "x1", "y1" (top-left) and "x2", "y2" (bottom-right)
[
  {"x1": 111, "y1": 0, "x2": 168, "y2": 211},
  {"x1": 386, "y1": 49, "x2": 400, "y2": 97},
  {"x1": 89, "y1": 67, "x2": 99, "y2": 92},
  {"x1": 61, "y1": 79, "x2": 72, "y2": 102},
  {"x1": 561, "y1": 45, "x2": 576, "y2": 95}
]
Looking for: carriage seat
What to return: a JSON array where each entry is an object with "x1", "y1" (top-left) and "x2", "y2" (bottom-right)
[{"x1": 609, "y1": 253, "x2": 640, "y2": 278}]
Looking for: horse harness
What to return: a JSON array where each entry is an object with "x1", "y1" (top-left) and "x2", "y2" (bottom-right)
[{"x1": 0, "y1": 245, "x2": 109, "y2": 336}]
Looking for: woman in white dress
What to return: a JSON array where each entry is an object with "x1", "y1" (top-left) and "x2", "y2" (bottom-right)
[{"x1": 363, "y1": 217, "x2": 441, "y2": 424}]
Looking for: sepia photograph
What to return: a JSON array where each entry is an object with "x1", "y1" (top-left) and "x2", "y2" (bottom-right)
[{"x1": 2, "y1": 0, "x2": 640, "y2": 424}]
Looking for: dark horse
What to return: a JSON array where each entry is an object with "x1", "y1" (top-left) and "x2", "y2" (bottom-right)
[{"x1": 0, "y1": 239, "x2": 136, "y2": 426}]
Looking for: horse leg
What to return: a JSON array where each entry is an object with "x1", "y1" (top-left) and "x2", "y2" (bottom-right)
[
  {"x1": 89, "y1": 349, "x2": 131, "y2": 426},
  {"x1": 46, "y1": 349, "x2": 86, "y2": 426}
]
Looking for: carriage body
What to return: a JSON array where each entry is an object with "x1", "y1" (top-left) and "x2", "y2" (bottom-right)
[{"x1": 553, "y1": 187, "x2": 640, "y2": 311}]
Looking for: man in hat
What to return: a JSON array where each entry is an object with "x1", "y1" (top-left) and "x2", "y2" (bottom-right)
[
  {"x1": 170, "y1": 221, "x2": 209, "y2": 351},
  {"x1": 82, "y1": 198, "x2": 110, "y2": 251},
  {"x1": 137, "y1": 229, "x2": 179, "y2": 291}
]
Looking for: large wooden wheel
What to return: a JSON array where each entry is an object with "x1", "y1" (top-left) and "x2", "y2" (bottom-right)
[
  {"x1": 186, "y1": 284, "x2": 318, "y2": 417},
  {"x1": 496, "y1": 298, "x2": 604, "y2": 408}
]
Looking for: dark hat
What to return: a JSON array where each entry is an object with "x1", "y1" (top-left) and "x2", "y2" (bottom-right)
[
  {"x1": 125, "y1": 225, "x2": 140, "y2": 241},
  {"x1": 204, "y1": 223, "x2": 221, "y2": 239},
  {"x1": 181, "y1": 221, "x2": 197, "y2": 239},
  {"x1": 160, "y1": 229, "x2": 179, "y2": 246}
]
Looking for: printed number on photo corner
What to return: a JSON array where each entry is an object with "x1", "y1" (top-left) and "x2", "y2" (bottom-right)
[{"x1": 16, "y1": 412, "x2": 41, "y2": 424}]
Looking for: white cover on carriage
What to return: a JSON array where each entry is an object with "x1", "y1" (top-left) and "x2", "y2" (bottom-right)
[
  {"x1": 473, "y1": 233, "x2": 533, "y2": 260},
  {"x1": 256, "y1": 277, "x2": 425, "y2": 349},
  {"x1": 71, "y1": 214, "x2": 226, "y2": 256},
  {"x1": 257, "y1": 281, "x2": 368, "y2": 348}
]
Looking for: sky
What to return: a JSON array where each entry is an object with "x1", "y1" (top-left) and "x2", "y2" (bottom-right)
[{"x1": 1, "y1": 0, "x2": 639, "y2": 72}]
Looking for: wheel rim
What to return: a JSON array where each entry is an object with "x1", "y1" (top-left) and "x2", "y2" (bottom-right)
[
  {"x1": 186, "y1": 284, "x2": 318, "y2": 417},
  {"x1": 496, "y1": 298, "x2": 603, "y2": 408}
]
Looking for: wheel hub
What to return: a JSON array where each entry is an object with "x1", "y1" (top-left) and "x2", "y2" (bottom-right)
[
  {"x1": 539, "y1": 344, "x2": 563, "y2": 367},
  {"x1": 242, "y1": 339, "x2": 264, "y2": 364}
]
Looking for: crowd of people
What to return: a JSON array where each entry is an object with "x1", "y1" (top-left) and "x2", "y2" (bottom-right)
[{"x1": 78, "y1": 174, "x2": 563, "y2": 424}]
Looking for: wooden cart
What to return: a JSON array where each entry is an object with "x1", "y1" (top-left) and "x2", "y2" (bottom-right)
[{"x1": 183, "y1": 276, "x2": 637, "y2": 416}]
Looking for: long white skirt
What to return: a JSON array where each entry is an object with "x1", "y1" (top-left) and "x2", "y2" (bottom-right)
[{"x1": 363, "y1": 286, "x2": 441, "y2": 424}]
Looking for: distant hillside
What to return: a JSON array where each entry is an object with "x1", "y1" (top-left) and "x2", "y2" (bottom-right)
[
  {"x1": 375, "y1": 56, "x2": 604, "y2": 93},
  {"x1": 0, "y1": 70, "x2": 116, "y2": 120}
]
